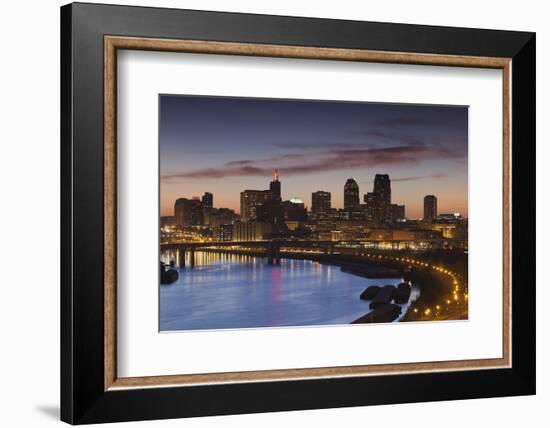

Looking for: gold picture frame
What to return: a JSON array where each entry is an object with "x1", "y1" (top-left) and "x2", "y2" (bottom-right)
[{"x1": 103, "y1": 35, "x2": 512, "y2": 391}]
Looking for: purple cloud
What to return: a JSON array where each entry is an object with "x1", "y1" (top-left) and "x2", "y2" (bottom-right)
[
  {"x1": 359, "y1": 173, "x2": 447, "y2": 185},
  {"x1": 161, "y1": 143, "x2": 462, "y2": 182}
]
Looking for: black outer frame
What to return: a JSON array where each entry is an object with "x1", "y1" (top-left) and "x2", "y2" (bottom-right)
[{"x1": 60, "y1": 2, "x2": 535, "y2": 424}]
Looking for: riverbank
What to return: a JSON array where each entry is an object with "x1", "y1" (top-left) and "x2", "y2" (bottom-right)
[
  {"x1": 164, "y1": 247, "x2": 468, "y2": 322},
  {"x1": 401, "y1": 270, "x2": 466, "y2": 321},
  {"x1": 359, "y1": 251, "x2": 468, "y2": 321}
]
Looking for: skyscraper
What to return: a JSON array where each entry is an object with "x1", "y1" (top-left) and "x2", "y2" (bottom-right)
[
  {"x1": 343, "y1": 178, "x2": 360, "y2": 210},
  {"x1": 391, "y1": 204, "x2": 405, "y2": 221},
  {"x1": 311, "y1": 191, "x2": 331, "y2": 213},
  {"x1": 241, "y1": 172, "x2": 285, "y2": 225},
  {"x1": 240, "y1": 190, "x2": 272, "y2": 222},
  {"x1": 364, "y1": 192, "x2": 375, "y2": 221},
  {"x1": 373, "y1": 174, "x2": 391, "y2": 223},
  {"x1": 256, "y1": 198, "x2": 285, "y2": 225},
  {"x1": 174, "y1": 198, "x2": 203, "y2": 227},
  {"x1": 201, "y1": 192, "x2": 213, "y2": 209},
  {"x1": 269, "y1": 169, "x2": 281, "y2": 201},
  {"x1": 424, "y1": 195, "x2": 438, "y2": 221},
  {"x1": 201, "y1": 192, "x2": 214, "y2": 224},
  {"x1": 282, "y1": 198, "x2": 308, "y2": 222}
]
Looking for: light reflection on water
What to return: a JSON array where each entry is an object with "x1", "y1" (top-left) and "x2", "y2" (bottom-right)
[{"x1": 160, "y1": 251, "x2": 409, "y2": 332}]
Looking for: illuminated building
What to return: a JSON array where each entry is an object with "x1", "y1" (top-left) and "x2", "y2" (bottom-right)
[
  {"x1": 311, "y1": 191, "x2": 331, "y2": 213},
  {"x1": 160, "y1": 216, "x2": 175, "y2": 227},
  {"x1": 431, "y1": 222, "x2": 458, "y2": 238},
  {"x1": 269, "y1": 169, "x2": 281, "y2": 201},
  {"x1": 424, "y1": 195, "x2": 438, "y2": 221},
  {"x1": 363, "y1": 175, "x2": 392, "y2": 224},
  {"x1": 232, "y1": 222, "x2": 273, "y2": 241},
  {"x1": 174, "y1": 198, "x2": 203, "y2": 227},
  {"x1": 343, "y1": 178, "x2": 360, "y2": 210},
  {"x1": 308, "y1": 208, "x2": 339, "y2": 238},
  {"x1": 393, "y1": 229, "x2": 442, "y2": 241},
  {"x1": 373, "y1": 174, "x2": 392, "y2": 223},
  {"x1": 240, "y1": 171, "x2": 284, "y2": 222},
  {"x1": 431, "y1": 214, "x2": 468, "y2": 240},
  {"x1": 209, "y1": 208, "x2": 239, "y2": 228},
  {"x1": 368, "y1": 229, "x2": 394, "y2": 241},
  {"x1": 285, "y1": 221, "x2": 300, "y2": 231},
  {"x1": 438, "y1": 213, "x2": 462, "y2": 221},
  {"x1": 213, "y1": 224, "x2": 233, "y2": 241},
  {"x1": 330, "y1": 220, "x2": 369, "y2": 241},
  {"x1": 331, "y1": 230, "x2": 369, "y2": 241},
  {"x1": 201, "y1": 192, "x2": 213, "y2": 209},
  {"x1": 340, "y1": 206, "x2": 366, "y2": 221},
  {"x1": 391, "y1": 204, "x2": 405, "y2": 221},
  {"x1": 282, "y1": 198, "x2": 308, "y2": 222},
  {"x1": 240, "y1": 190, "x2": 272, "y2": 222},
  {"x1": 256, "y1": 198, "x2": 285, "y2": 225},
  {"x1": 201, "y1": 192, "x2": 213, "y2": 224},
  {"x1": 364, "y1": 192, "x2": 375, "y2": 221}
]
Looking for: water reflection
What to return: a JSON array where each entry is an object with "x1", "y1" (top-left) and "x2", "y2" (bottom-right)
[{"x1": 160, "y1": 251, "x2": 409, "y2": 332}]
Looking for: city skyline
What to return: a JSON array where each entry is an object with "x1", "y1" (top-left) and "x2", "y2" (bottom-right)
[
  {"x1": 167, "y1": 169, "x2": 462, "y2": 222},
  {"x1": 160, "y1": 94, "x2": 469, "y2": 329},
  {"x1": 160, "y1": 95, "x2": 468, "y2": 217}
]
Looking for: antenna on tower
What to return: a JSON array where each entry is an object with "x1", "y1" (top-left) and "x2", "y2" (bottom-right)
[{"x1": 273, "y1": 169, "x2": 279, "y2": 181}]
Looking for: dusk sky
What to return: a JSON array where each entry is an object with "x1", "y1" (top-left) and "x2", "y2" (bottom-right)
[{"x1": 160, "y1": 95, "x2": 468, "y2": 218}]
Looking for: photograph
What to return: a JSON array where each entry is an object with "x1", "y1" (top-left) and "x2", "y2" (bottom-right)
[
  {"x1": 54, "y1": 2, "x2": 537, "y2": 424},
  {"x1": 159, "y1": 95, "x2": 469, "y2": 331}
]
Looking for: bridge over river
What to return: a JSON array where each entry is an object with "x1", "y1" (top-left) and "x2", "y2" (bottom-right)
[{"x1": 160, "y1": 238, "x2": 443, "y2": 266}]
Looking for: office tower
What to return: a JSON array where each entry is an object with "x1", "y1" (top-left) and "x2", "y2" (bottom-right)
[
  {"x1": 256, "y1": 198, "x2": 285, "y2": 225},
  {"x1": 232, "y1": 222, "x2": 273, "y2": 241},
  {"x1": 174, "y1": 198, "x2": 203, "y2": 227},
  {"x1": 343, "y1": 178, "x2": 360, "y2": 210},
  {"x1": 311, "y1": 191, "x2": 331, "y2": 213},
  {"x1": 391, "y1": 204, "x2": 406, "y2": 221},
  {"x1": 424, "y1": 195, "x2": 438, "y2": 221},
  {"x1": 201, "y1": 192, "x2": 213, "y2": 224},
  {"x1": 283, "y1": 198, "x2": 308, "y2": 222},
  {"x1": 201, "y1": 192, "x2": 213, "y2": 209},
  {"x1": 364, "y1": 192, "x2": 375, "y2": 221},
  {"x1": 269, "y1": 169, "x2": 281, "y2": 201},
  {"x1": 209, "y1": 208, "x2": 239, "y2": 229},
  {"x1": 217, "y1": 224, "x2": 233, "y2": 241},
  {"x1": 240, "y1": 190, "x2": 272, "y2": 222},
  {"x1": 373, "y1": 174, "x2": 391, "y2": 223}
]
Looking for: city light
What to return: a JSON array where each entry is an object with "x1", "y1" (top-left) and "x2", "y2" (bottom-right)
[{"x1": 162, "y1": 171, "x2": 468, "y2": 324}]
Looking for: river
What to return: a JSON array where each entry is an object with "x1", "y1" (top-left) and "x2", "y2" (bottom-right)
[{"x1": 160, "y1": 251, "x2": 418, "y2": 332}]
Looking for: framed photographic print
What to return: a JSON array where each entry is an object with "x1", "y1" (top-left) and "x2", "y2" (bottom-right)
[
  {"x1": 61, "y1": 2, "x2": 535, "y2": 424},
  {"x1": 158, "y1": 94, "x2": 469, "y2": 332}
]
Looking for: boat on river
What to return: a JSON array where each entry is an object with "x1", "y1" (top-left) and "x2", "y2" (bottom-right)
[{"x1": 160, "y1": 261, "x2": 178, "y2": 284}]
